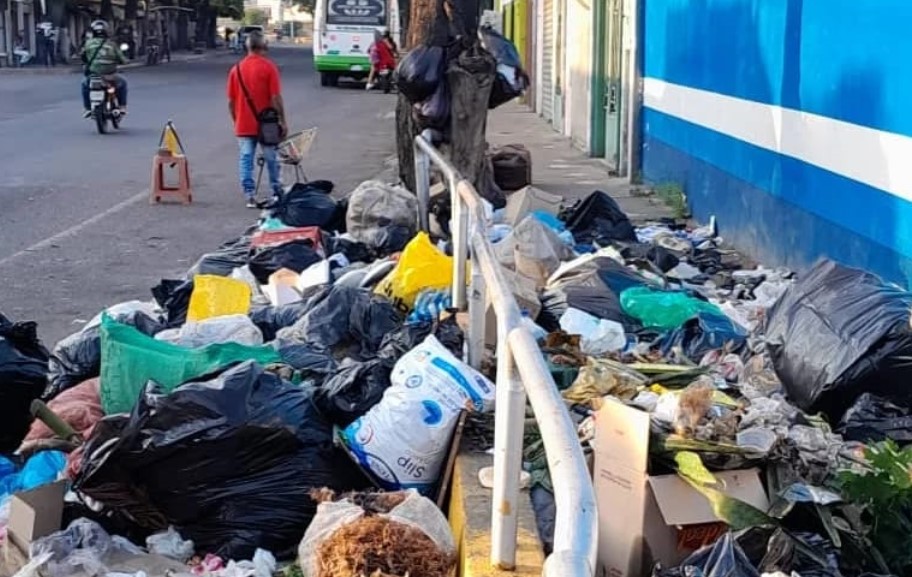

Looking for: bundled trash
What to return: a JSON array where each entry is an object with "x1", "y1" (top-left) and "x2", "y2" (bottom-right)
[{"x1": 298, "y1": 489, "x2": 456, "y2": 577}]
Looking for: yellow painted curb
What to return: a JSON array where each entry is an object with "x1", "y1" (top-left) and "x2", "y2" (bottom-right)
[{"x1": 449, "y1": 451, "x2": 546, "y2": 577}]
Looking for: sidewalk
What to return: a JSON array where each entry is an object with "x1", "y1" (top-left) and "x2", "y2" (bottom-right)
[
  {"x1": 487, "y1": 102, "x2": 671, "y2": 222},
  {"x1": 0, "y1": 50, "x2": 210, "y2": 75}
]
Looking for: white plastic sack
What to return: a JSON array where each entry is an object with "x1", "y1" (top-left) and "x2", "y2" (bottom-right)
[
  {"x1": 559, "y1": 308, "x2": 626, "y2": 355},
  {"x1": 494, "y1": 215, "x2": 575, "y2": 288},
  {"x1": 297, "y1": 491, "x2": 455, "y2": 577},
  {"x1": 154, "y1": 314, "x2": 263, "y2": 348},
  {"x1": 346, "y1": 180, "x2": 418, "y2": 250},
  {"x1": 84, "y1": 301, "x2": 161, "y2": 332},
  {"x1": 146, "y1": 526, "x2": 194, "y2": 563},
  {"x1": 340, "y1": 335, "x2": 495, "y2": 494}
]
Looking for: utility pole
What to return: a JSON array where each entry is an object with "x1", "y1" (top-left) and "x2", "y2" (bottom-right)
[{"x1": 395, "y1": 0, "x2": 494, "y2": 195}]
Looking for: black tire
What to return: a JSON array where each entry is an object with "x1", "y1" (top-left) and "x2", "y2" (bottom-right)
[
  {"x1": 320, "y1": 72, "x2": 331, "y2": 87},
  {"x1": 112, "y1": 114, "x2": 121, "y2": 130},
  {"x1": 328, "y1": 73, "x2": 339, "y2": 87},
  {"x1": 94, "y1": 107, "x2": 107, "y2": 134}
]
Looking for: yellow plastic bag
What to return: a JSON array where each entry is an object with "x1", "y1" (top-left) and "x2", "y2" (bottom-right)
[
  {"x1": 375, "y1": 232, "x2": 453, "y2": 313},
  {"x1": 187, "y1": 274, "x2": 252, "y2": 322}
]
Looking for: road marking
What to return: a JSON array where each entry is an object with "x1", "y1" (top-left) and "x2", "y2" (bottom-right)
[{"x1": 0, "y1": 190, "x2": 147, "y2": 268}]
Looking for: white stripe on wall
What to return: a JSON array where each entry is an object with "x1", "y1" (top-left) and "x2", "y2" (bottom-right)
[{"x1": 643, "y1": 77, "x2": 912, "y2": 202}]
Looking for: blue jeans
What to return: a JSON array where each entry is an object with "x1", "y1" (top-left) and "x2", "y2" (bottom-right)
[{"x1": 238, "y1": 137, "x2": 282, "y2": 199}]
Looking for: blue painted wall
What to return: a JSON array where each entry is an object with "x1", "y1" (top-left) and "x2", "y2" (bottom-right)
[{"x1": 641, "y1": 0, "x2": 912, "y2": 286}]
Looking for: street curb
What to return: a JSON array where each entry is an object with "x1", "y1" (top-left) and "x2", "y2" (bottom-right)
[{"x1": 449, "y1": 451, "x2": 546, "y2": 577}]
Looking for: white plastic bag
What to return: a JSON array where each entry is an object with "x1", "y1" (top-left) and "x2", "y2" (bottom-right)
[
  {"x1": 146, "y1": 526, "x2": 194, "y2": 563},
  {"x1": 154, "y1": 314, "x2": 263, "y2": 348},
  {"x1": 340, "y1": 335, "x2": 495, "y2": 493},
  {"x1": 559, "y1": 308, "x2": 626, "y2": 355},
  {"x1": 297, "y1": 491, "x2": 455, "y2": 577}
]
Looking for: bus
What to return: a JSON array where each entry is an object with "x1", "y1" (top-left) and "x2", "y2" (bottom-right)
[{"x1": 313, "y1": 0, "x2": 401, "y2": 86}]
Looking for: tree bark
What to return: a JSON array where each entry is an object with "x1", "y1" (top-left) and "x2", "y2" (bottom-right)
[
  {"x1": 446, "y1": 43, "x2": 494, "y2": 191},
  {"x1": 396, "y1": 0, "x2": 450, "y2": 191}
]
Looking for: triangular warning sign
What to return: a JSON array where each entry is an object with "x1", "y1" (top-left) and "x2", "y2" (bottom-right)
[{"x1": 158, "y1": 120, "x2": 186, "y2": 155}]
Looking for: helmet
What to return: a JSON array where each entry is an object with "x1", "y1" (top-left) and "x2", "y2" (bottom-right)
[{"x1": 90, "y1": 20, "x2": 109, "y2": 37}]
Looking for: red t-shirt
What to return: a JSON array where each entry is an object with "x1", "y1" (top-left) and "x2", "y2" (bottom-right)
[
  {"x1": 227, "y1": 54, "x2": 282, "y2": 137},
  {"x1": 375, "y1": 40, "x2": 396, "y2": 69}
]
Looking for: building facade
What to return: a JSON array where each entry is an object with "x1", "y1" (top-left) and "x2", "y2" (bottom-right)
[{"x1": 499, "y1": 0, "x2": 912, "y2": 287}]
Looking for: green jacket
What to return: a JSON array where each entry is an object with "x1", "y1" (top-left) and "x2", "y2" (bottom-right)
[{"x1": 81, "y1": 38, "x2": 127, "y2": 75}]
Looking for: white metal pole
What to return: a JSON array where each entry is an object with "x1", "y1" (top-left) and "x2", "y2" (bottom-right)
[
  {"x1": 466, "y1": 266, "x2": 486, "y2": 370},
  {"x1": 491, "y1": 334, "x2": 527, "y2": 569},
  {"x1": 450, "y1": 174, "x2": 468, "y2": 311}
]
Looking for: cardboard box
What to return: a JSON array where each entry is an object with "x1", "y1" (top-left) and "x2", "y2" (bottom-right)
[
  {"x1": 594, "y1": 399, "x2": 769, "y2": 577},
  {"x1": 503, "y1": 186, "x2": 563, "y2": 226},
  {"x1": 7, "y1": 480, "x2": 66, "y2": 551}
]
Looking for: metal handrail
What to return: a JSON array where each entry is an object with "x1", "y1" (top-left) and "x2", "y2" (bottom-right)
[{"x1": 413, "y1": 135, "x2": 597, "y2": 577}]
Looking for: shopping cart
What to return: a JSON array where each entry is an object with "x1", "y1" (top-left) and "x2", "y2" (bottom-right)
[{"x1": 254, "y1": 127, "x2": 318, "y2": 197}]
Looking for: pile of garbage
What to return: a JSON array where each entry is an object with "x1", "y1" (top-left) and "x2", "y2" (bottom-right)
[
  {"x1": 0, "y1": 178, "x2": 494, "y2": 577},
  {"x1": 480, "y1": 189, "x2": 912, "y2": 577}
]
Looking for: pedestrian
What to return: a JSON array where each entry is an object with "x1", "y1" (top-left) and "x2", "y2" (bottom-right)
[
  {"x1": 13, "y1": 35, "x2": 31, "y2": 67},
  {"x1": 43, "y1": 24, "x2": 58, "y2": 66},
  {"x1": 226, "y1": 31, "x2": 287, "y2": 209}
]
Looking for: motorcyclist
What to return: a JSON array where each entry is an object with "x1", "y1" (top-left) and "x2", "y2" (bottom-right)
[
  {"x1": 80, "y1": 20, "x2": 128, "y2": 118},
  {"x1": 366, "y1": 28, "x2": 396, "y2": 90}
]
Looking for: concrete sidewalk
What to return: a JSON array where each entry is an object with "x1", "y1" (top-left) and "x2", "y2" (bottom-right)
[
  {"x1": 0, "y1": 50, "x2": 211, "y2": 75},
  {"x1": 487, "y1": 102, "x2": 671, "y2": 222}
]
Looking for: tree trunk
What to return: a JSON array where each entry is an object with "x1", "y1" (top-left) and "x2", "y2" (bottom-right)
[
  {"x1": 447, "y1": 43, "x2": 494, "y2": 191},
  {"x1": 396, "y1": 0, "x2": 450, "y2": 191}
]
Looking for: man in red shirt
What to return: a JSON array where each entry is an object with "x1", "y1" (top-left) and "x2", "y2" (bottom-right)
[{"x1": 226, "y1": 31, "x2": 287, "y2": 208}]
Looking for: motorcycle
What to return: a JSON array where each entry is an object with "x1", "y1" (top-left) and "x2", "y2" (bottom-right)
[{"x1": 88, "y1": 51, "x2": 126, "y2": 134}]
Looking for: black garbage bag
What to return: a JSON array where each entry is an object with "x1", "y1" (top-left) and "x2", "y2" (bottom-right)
[
  {"x1": 314, "y1": 357, "x2": 393, "y2": 427},
  {"x1": 248, "y1": 239, "x2": 323, "y2": 285},
  {"x1": 620, "y1": 243, "x2": 681, "y2": 273},
  {"x1": 151, "y1": 278, "x2": 193, "y2": 328},
  {"x1": 758, "y1": 530, "x2": 843, "y2": 577},
  {"x1": 271, "y1": 337, "x2": 338, "y2": 383},
  {"x1": 415, "y1": 78, "x2": 450, "y2": 131},
  {"x1": 562, "y1": 191, "x2": 638, "y2": 245},
  {"x1": 278, "y1": 285, "x2": 403, "y2": 359},
  {"x1": 377, "y1": 317, "x2": 464, "y2": 361},
  {"x1": 249, "y1": 301, "x2": 313, "y2": 341},
  {"x1": 657, "y1": 312, "x2": 748, "y2": 362},
  {"x1": 397, "y1": 44, "x2": 445, "y2": 104},
  {"x1": 0, "y1": 314, "x2": 49, "y2": 453},
  {"x1": 652, "y1": 533, "x2": 759, "y2": 577},
  {"x1": 837, "y1": 393, "x2": 912, "y2": 444},
  {"x1": 538, "y1": 266, "x2": 635, "y2": 332},
  {"x1": 74, "y1": 362, "x2": 369, "y2": 560},
  {"x1": 46, "y1": 307, "x2": 165, "y2": 400},
  {"x1": 322, "y1": 235, "x2": 375, "y2": 264},
  {"x1": 267, "y1": 181, "x2": 339, "y2": 229},
  {"x1": 765, "y1": 258, "x2": 912, "y2": 419},
  {"x1": 186, "y1": 242, "x2": 251, "y2": 277},
  {"x1": 479, "y1": 26, "x2": 529, "y2": 109}
]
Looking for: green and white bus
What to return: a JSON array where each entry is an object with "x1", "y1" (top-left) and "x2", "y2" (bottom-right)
[{"x1": 313, "y1": 0, "x2": 400, "y2": 86}]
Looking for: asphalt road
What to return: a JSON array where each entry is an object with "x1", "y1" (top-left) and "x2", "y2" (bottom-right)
[{"x1": 0, "y1": 46, "x2": 397, "y2": 345}]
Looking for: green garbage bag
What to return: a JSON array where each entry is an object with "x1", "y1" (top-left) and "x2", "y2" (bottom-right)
[
  {"x1": 99, "y1": 315, "x2": 282, "y2": 414},
  {"x1": 620, "y1": 286, "x2": 723, "y2": 330}
]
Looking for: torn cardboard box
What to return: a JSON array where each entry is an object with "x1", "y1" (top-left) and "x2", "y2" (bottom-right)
[
  {"x1": 593, "y1": 398, "x2": 769, "y2": 577},
  {"x1": 7, "y1": 480, "x2": 66, "y2": 551},
  {"x1": 504, "y1": 186, "x2": 563, "y2": 226}
]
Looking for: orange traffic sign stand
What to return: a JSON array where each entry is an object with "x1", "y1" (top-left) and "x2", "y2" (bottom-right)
[{"x1": 151, "y1": 148, "x2": 192, "y2": 205}]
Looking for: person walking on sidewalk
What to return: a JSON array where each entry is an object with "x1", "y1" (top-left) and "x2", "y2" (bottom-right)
[{"x1": 226, "y1": 31, "x2": 287, "y2": 208}]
